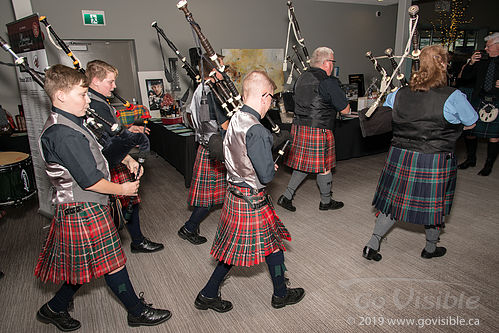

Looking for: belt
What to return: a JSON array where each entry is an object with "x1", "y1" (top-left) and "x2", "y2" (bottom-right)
[
  {"x1": 63, "y1": 206, "x2": 83, "y2": 215},
  {"x1": 227, "y1": 186, "x2": 270, "y2": 210}
]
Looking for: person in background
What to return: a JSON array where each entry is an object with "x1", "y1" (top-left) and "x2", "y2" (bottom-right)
[
  {"x1": 458, "y1": 32, "x2": 499, "y2": 176},
  {"x1": 277, "y1": 47, "x2": 350, "y2": 213},
  {"x1": 362, "y1": 45, "x2": 477, "y2": 262}
]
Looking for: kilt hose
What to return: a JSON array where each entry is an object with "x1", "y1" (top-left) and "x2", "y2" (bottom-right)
[
  {"x1": 188, "y1": 145, "x2": 227, "y2": 207},
  {"x1": 470, "y1": 99, "x2": 499, "y2": 138},
  {"x1": 210, "y1": 185, "x2": 291, "y2": 267},
  {"x1": 285, "y1": 124, "x2": 336, "y2": 173},
  {"x1": 110, "y1": 163, "x2": 141, "y2": 208},
  {"x1": 35, "y1": 202, "x2": 126, "y2": 284},
  {"x1": 372, "y1": 146, "x2": 457, "y2": 226}
]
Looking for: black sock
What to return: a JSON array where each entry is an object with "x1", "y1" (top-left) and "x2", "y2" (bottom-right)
[
  {"x1": 104, "y1": 267, "x2": 144, "y2": 316},
  {"x1": 184, "y1": 206, "x2": 210, "y2": 233},
  {"x1": 124, "y1": 204, "x2": 144, "y2": 245},
  {"x1": 47, "y1": 283, "x2": 82, "y2": 312},
  {"x1": 265, "y1": 251, "x2": 287, "y2": 297},
  {"x1": 201, "y1": 261, "x2": 232, "y2": 298}
]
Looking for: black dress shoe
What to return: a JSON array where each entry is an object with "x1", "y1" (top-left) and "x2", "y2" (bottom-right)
[
  {"x1": 130, "y1": 237, "x2": 164, "y2": 253},
  {"x1": 127, "y1": 305, "x2": 172, "y2": 327},
  {"x1": 36, "y1": 303, "x2": 81, "y2": 332},
  {"x1": 421, "y1": 246, "x2": 447, "y2": 259},
  {"x1": 194, "y1": 293, "x2": 233, "y2": 313},
  {"x1": 363, "y1": 246, "x2": 382, "y2": 261},
  {"x1": 478, "y1": 162, "x2": 493, "y2": 176},
  {"x1": 277, "y1": 195, "x2": 296, "y2": 212},
  {"x1": 457, "y1": 159, "x2": 476, "y2": 169},
  {"x1": 178, "y1": 226, "x2": 207, "y2": 245},
  {"x1": 271, "y1": 288, "x2": 305, "y2": 309},
  {"x1": 319, "y1": 199, "x2": 344, "y2": 210}
]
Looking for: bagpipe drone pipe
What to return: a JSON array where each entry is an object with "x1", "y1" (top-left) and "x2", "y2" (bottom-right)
[{"x1": 358, "y1": 5, "x2": 421, "y2": 137}]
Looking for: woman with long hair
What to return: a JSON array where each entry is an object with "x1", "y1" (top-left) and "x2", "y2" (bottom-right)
[{"x1": 362, "y1": 45, "x2": 478, "y2": 262}]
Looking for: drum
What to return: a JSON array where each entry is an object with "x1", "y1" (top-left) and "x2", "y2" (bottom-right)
[{"x1": 0, "y1": 152, "x2": 37, "y2": 206}]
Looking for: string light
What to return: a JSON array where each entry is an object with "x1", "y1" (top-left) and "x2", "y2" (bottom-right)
[{"x1": 430, "y1": 0, "x2": 473, "y2": 49}]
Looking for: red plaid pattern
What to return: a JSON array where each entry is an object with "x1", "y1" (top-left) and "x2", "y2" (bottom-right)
[
  {"x1": 35, "y1": 202, "x2": 126, "y2": 284},
  {"x1": 188, "y1": 145, "x2": 227, "y2": 207},
  {"x1": 285, "y1": 124, "x2": 336, "y2": 173},
  {"x1": 110, "y1": 163, "x2": 141, "y2": 207},
  {"x1": 373, "y1": 146, "x2": 457, "y2": 226},
  {"x1": 210, "y1": 185, "x2": 291, "y2": 267}
]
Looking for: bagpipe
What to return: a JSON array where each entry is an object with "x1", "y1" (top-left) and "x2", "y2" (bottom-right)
[
  {"x1": 361, "y1": 5, "x2": 421, "y2": 120},
  {"x1": 38, "y1": 16, "x2": 150, "y2": 169},
  {"x1": 175, "y1": 1, "x2": 283, "y2": 137},
  {"x1": 283, "y1": 1, "x2": 310, "y2": 85}
]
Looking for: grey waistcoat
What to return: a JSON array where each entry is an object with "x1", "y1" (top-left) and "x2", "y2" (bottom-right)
[
  {"x1": 39, "y1": 112, "x2": 110, "y2": 205},
  {"x1": 224, "y1": 110, "x2": 264, "y2": 190}
]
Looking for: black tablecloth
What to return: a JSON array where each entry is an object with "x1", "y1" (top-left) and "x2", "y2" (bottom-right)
[
  {"x1": 0, "y1": 133, "x2": 30, "y2": 154},
  {"x1": 149, "y1": 121, "x2": 197, "y2": 187}
]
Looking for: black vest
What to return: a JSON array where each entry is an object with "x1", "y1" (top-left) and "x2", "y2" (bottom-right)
[
  {"x1": 391, "y1": 86, "x2": 463, "y2": 154},
  {"x1": 293, "y1": 68, "x2": 336, "y2": 129}
]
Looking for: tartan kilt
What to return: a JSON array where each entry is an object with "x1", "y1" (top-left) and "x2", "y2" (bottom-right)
[
  {"x1": 35, "y1": 202, "x2": 126, "y2": 284},
  {"x1": 372, "y1": 146, "x2": 457, "y2": 226},
  {"x1": 210, "y1": 185, "x2": 291, "y2": 267},
  {"x1": 285, "y1": 124, "x2": 336, "y2": 173},
  {"x1": 470, "y1": 99, "x2": 499, "y2": 138},
  {"x1": 188, "y1": 145, "x2": 227, "y2": 207},
  {"x1": 110, "y1": 163, "x2": 141, "y2": 207}
]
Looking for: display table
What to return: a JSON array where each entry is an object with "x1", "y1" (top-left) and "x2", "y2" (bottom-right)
[
  {"x1": 149, "y1": 121, "x2": 197, "y2": 187},
  {"x1": 277, "y1": 116, "x2": 391, "y2": 161}
]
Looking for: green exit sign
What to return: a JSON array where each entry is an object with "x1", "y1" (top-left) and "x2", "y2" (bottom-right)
[{"x1": 82, "y1": 10, "x2": 106, "y2": 26}]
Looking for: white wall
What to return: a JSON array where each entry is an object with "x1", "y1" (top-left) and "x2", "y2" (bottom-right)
[{"x1": 2, "y1": 0, "x2": 398, "y2": 115}]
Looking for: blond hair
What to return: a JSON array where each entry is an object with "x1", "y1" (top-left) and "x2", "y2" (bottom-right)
[
  {"x1": 44, "y1": 64, "x2": 88, "y2": 101},
  {"x1": 242, "y1": 70, "x2": 276, "y2": 99},
  {"x1": 409, "y1": 45, "x2": 449, "y2": 91},
  {"x1": 86, "y1": 60, "x2": 118, "y2": 82}
]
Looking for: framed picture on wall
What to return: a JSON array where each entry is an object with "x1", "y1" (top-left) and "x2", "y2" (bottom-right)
[{"x1": 137, "y1": 71, "x2": 171, "y2": 118}]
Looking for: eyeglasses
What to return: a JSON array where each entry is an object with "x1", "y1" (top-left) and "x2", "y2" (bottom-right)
[
  {"x1": 325, "y1": 59, "x2": 336, "y2": 64},
  {"x1": 262, "y1": 92, "x2": 275, "y2": 100}
]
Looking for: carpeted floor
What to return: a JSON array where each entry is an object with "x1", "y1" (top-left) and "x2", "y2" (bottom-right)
[{"x1": 0, "y1": 140, "x2": 498, "y2": 333}]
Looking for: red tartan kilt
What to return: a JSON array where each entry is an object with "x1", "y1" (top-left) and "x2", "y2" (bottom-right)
[
  {"x1": 285, "y1": 124, "x2": 336, "y2": 173},
  {"x1": 188, "y1": 145, "x2": 227, "y2": 207},
  {"x1": 34, "y1": 202, "x2": 126, "y2": 284},
  {"x1": 110, "y1": 163, "x2": 141, "y2": 207},
  {"x1": 210, "y1": 185, "x2": 291, "y2": 267}
]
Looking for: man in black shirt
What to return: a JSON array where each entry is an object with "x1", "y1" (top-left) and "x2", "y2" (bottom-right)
[{"x1": 278, "y1": 47, "x2": 350, "y2": 212}]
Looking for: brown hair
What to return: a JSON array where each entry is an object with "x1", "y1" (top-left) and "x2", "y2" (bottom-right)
[
  {"x1": 409, "y1": 44, "x2": 449, "y2": 91},
  {"x1": 242, "y1": 70, "x2": 276, "y2": 98},
  {"x1": 86, "y1": 60, "x2": 118, "y2": 82},
  {"x1": 44, "y1": 64, "x2": 89, "y2": 101}
]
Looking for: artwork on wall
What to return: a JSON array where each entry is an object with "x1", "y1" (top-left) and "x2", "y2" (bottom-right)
[
  {"x1": 137, "y1": 71, "x2": 175, "y2": 119},
  {"x1": 221, "y1": 49, "x2": 284, "y2": 93}
]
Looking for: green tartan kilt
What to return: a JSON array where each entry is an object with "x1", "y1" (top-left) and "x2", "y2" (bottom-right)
[
  {"x1": 372, "y1": 146, "x2": 457, "y2": 226},
  {"x1": 210, "y1": 185, "x2": 291, "y2": 267},
  {"x1": 34, "y1": 202, "x2": 126, "y2": 284}
]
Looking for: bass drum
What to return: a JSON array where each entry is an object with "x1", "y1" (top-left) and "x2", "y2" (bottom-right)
[{"x1": 0, "y1": 152, "x2": 37, "y2": 207}]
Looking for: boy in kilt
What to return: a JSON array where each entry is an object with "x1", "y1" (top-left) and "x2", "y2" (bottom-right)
[
  {"x1": 178, "y1": 57, "x2": 229, "y2": 245},
  {"x1": 277, "y1": 47, "x2": 351, "y2": 213},
  {"x1": 362, "y1": 45, "x2": 478, "y2": 262},
  {"x1": 86, "y1": 60, "x2": 164, "y2": 253},
  {"x1": 194, "y1": 70, "x2": 305, "y2": 312},
  {"x1": 35, "y1": 65, "x2": 171, "y2": 331},
  {"x1": 458, "y1": 32, "x2": 499, "y2": 176}
]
